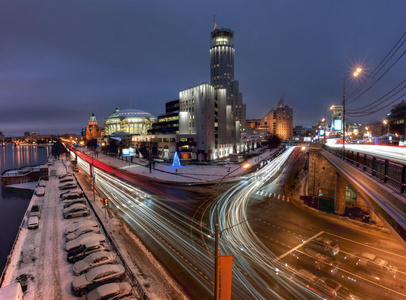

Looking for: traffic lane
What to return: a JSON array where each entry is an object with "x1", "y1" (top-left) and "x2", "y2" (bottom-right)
[{"x1": 113, "y1": 203, "x2": 213, "y2": 300}]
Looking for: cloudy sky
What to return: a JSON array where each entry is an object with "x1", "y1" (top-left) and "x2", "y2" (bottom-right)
[{"x1": 1, "y1": 1, "x2": 405, "y2": 136}]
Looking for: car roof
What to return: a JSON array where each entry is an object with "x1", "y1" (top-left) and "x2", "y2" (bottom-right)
[
  {"x1": 86, "y1": 264, "x2": 124, "y2": 280},
  {"x1": 66, "y1": 203, "x2": 87, "y2": 210},
  {"x1": 360, "y1": 252, "x2": 376, "y2": 260},
  {"x1": 86, "y1": 251, "x2": 112, "y2": 261}
]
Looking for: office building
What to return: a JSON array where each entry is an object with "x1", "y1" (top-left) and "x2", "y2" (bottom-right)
[{"x1": 210, "y1": 25, "x2": 246, "y2": 130}]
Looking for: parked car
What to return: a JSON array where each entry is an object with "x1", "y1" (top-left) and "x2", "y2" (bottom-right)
[
  {"x1": 305, "y1": 236, "x2": 339, "y2": 256},
  {"x1": 344, "y1": 206, "x2": 370, "y2": 221},
  {"x1": 65, "y1": 220, "x2": 99, "y2": 236},
  {"x1": 297, "y1": 249, "x2": 339, "y2": 276},
  {"x1": 68, "y1": 241, "x2": 110, "y2": 264},
  {"x1": 73, "y1": 251, "x2": 117, "y2": 275},
  {"x1": 59, "y1": 173, "x2": 73, "y2": 179},
  {"x1": 61, "y1": 190, "x2": 85, "y2": 200},
  {"x1": 63, "y1": 204, "x2": 90, "y2": 219},
  {"x1": 35, "y1": 186, "x2": 45, "y2": 196},
  {"x1": 344, "y1": 252, "x2": 397, "y2": 277},
  {"x1": 71, "y1": 264, "x2": 126, "y2": 296},
  {"x1": 78, "y1": 282, "x2": 132, "y2": 300},
  {"x1": 63, "y1": 198, "x2": 87, "y2": 209},
  {"x1": 30, "y1": 204, "x2": 42, "y2": 219},
  {"x1": 37, "y1": 180, "x2": 46, "y2": 187},
  {"x1": 59, "y1": 182, "x2": 78, "y2": 190},
  {"x1": 66, "y1": 233, "x2": 106, "y2": 252},
  {"x1": 60, "y1": 174, "x2": 75, "y2": 182},
  {"x1": 28, "y1": 216, "x2": 39, "y2": 229},
  {"x1": 66, "y1": 225, "x2": 101, "y2": 242}
]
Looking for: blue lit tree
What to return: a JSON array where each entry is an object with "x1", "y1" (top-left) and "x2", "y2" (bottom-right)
[{"x1": 172, "y1": 151, "x2": 181, "y2": 168}]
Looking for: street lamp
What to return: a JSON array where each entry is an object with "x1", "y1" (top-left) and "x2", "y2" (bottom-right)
[
  {"x1": 343, "y1": 67, "x2": 362, "y2": 152},
  {"x1": 214, "y1": 162, "x2": 250, "y2": 300}
]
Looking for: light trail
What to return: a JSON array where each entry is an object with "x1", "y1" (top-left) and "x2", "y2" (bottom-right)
[
  {"x1": 208, "y1": 146, "x2": 321, "y2": 299},
  {"x1": 67, "y1": 147, "x2": 315, "y2": 299}
]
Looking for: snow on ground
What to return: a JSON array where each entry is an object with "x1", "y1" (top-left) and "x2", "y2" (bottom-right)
[
  {"x1": 92, "y1": 146, "x2": 279, "y2": 183},
  {"x1": 5, "y1": 182, "x2": 37, "y2": 191},
  {"x1": 74, "y1": 161, "x2": 192, "y2": 300},
  {"x1": 1, "y1": 159, "x2": 79, "y2": 299}
]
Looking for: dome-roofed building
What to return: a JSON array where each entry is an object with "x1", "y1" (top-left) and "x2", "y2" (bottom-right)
[
  {"x1": 85, "y1": 113, "x2": 103, "y2": 141},
  {"x1": 104, "y1": 107, "x2": 156, "y2": 136}
]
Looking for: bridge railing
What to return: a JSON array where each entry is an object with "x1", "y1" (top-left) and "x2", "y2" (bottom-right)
[{"x1": 323, "y1": 145, "x2": 406, "y2": 194}]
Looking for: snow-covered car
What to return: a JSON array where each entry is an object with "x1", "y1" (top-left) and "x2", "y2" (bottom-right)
[
  {"x1": 65, "y1": 220, "x2": 99, "y2": 236},
  {"x1": 66, "y1": 225, "x2": 101, "y2": 242},
  {"x1": 28, "y1": 216, "x2": 39, "y2": 229},
  {"x1": 59, "y1": 182, "x2": 78, "y2": 190},
  {"x1": 71, "y1": 264, "x2": 126, "y2": 296},
  {"x1": 35, "y1": 186, "x2": 45, "y2": 196},
  {"x1": 59, "y1": 175, "x2": 75, "y2": 183},
  {"x1": 59, "y1": 173, "x2": 73, "y2": 179},
  {"x1": 60, "y1": 190, "x2": 85, "y2": 200},
  {"x1": 66, "y1": 233, "x2": 106, "y2": 252},
  {"x1": 37, "y1": 180, "x2": 46, "y2": 187},
  {"x1": 68, "y1": 241, "x2": 110, "y2": 264},
  {"x1": 63, "y1": 198, "x2": 87, "y2": 209},
  {"x1": 78, "y1": 282, "x2": 132, "y2": 300},
  {"x1": 30, "y1": 204, "x2": 42, "y2": 219},
  {"x1": 63, "y1": 204, "x2": 90, "y2": 219},
  {"x1": 73, "y1": 251, "x2": 117, "y2": 275}
]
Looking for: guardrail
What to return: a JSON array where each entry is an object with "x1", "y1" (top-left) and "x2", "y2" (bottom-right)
[{"x1": 323, "y1": 145, "x2": 406, "y2": 194}]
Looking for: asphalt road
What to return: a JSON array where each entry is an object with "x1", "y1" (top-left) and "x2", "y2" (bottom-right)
[{"x1": 73, "y1": 146, "x2": 406, "y2": 299}]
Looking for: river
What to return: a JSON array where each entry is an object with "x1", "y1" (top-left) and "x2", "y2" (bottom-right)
[{"x1": 0, "y1": 144, "x2": 50, "y2": 274}]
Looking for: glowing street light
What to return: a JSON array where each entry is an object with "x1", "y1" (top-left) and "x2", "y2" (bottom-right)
[{"x1": 343, "y1": 67, "x2": 363, "y2": 151}]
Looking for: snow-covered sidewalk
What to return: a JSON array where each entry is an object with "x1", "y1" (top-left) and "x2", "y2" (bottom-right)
[
  {"x1": 89, "y1": 147, "x2": 280, "y2": 183},
  {"x1": 1, "y1": 159, "x2": 78, "y2": 299}
]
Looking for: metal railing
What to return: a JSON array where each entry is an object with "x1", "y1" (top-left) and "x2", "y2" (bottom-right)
[{"x1": 323, "y1": 145, "x2": 406, "y2": 194}]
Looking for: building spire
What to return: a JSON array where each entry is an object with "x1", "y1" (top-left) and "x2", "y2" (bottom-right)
[{"x1": 213, "y1": 14, "x2": 217, "y2": 30}]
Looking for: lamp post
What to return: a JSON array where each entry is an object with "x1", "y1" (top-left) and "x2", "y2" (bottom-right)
[
  {"x1": 343, "y1": 68, "x2": 362, "y2": 152},
  {"x1": 214, "y1": 162, "x2": 250, "y2": 300}
]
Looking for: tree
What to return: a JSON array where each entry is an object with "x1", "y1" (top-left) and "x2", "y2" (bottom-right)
[
  {"x1": 86, "y1": 139, "x2": 98, "y2": 150},
  {"x1": 266, "y1": 134, "x2": 281, "y2": 149}
]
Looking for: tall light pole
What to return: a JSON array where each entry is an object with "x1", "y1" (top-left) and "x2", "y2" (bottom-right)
[
  {"x1": 214, "y1": 162, "x2": 250, "y2": 300},
  {"x1": 343, "y1": 68, "x2": 362, "y2": 152}
]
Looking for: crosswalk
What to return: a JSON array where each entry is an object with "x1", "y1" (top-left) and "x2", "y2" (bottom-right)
[{"x1": 254, "y1": 190, "x2": 290, "y2": 202}]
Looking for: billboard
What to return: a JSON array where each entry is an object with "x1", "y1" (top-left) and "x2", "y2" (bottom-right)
[
  {"x1": 319, "y1": 129, "x2": 325, "y2": 136},
  {"x1": 303, "y1": 137, "x2": 312, "y2": 142},
  {"x1": 333, "y1": 119, "x2": 342, "y2": 131},
  {"x1": 122, "y1": 148, "x2": 136, "y2": 157}
]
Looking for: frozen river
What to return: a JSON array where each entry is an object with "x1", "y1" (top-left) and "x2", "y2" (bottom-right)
[{"x1": 0, "y1": 145, "x2": 50, "y2": 273}]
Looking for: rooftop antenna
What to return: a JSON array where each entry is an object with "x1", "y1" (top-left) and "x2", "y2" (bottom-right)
[
  {"x1": 129, "y1": 101, "x2": 132, "y2": 109},
  {"x1": 213, "y1": 14, "x2": 217, "y2": 30}
]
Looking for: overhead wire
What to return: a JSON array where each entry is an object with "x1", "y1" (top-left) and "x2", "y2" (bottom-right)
[{"x1": 347, "y1": 31, "x2": 406, "y2": 104}]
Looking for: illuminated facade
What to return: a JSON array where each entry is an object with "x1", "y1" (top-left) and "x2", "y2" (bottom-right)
[
  {"x1": 210, "y1": 26, "x2": 246, "y2": 130},
  {"x1": 104, "y1": 108, "x2": 156, "y2": 136},
  {"x1": 85, "y1": 113, "x2": 102, "y2": 141}
]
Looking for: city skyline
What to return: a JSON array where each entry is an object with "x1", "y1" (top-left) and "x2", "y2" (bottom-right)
[{"x1": 1, "y1": 1, "x2": 405, "y2": 136}]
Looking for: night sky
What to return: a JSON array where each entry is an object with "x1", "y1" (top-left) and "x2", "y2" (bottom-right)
[{"x1": 1, "y1": 1, "x2": 405, "y2": 136}]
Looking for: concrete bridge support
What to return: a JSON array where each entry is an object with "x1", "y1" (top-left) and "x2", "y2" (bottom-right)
[{"x1": 335, "y1": 174, "x2": 346, "y2": 215}]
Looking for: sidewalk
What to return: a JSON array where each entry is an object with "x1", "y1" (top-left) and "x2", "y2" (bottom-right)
[{"x1": 84, "y1": 147, "x2": 280, "y2": 183}]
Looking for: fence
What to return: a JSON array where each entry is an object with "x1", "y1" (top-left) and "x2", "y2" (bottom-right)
[{"x1": 323, "y1": 145, "x2": 406, "y2": 194}]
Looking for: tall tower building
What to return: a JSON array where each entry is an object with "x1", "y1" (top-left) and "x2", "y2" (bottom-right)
[{"x1": 210, "y1": 23, "x2": 246, "y2": 130}]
